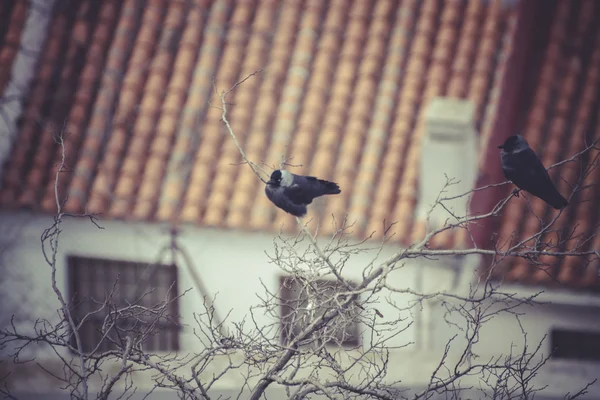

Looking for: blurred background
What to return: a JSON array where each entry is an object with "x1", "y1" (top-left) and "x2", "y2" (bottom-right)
[{"x1": 0, "y1": 0, "x2": 599, "y2": 398}]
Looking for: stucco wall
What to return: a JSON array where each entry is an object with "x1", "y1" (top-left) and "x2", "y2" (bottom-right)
[{"x1": 0, "y1": 211, "x2": 599, "y2": 398}]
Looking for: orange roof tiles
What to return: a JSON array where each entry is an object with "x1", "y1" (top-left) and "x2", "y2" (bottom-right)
[
  {"x1": 0, "y1": 1, "x2": 29, "y2": 94},
  {"x1": 2, "y1": 0, "x2": 597, "y2": 291},
  {"x1": 62, "y1": 0, "x2": 139, "y2": 214},
  {"x1": 1, "y1": 0, "x2": 84, "y2": 207}
]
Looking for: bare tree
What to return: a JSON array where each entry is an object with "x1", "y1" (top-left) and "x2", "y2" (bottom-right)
[{"x1": 1, "y1": 72, "x2": 599, "y2": 400}]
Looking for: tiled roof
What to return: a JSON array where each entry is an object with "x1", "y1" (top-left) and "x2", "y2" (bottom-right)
[
  {"x1": 489, "y1": 0, "x2": 600, "y2": 291},
  {"x1": 0, "y1": 0, "x2": 30, "y2": 93},
  {"x1": 2, "y1": 0, "x2": 598, "y2": 291},
  {"x1": 0, "y1": 0, "x2": 518, "y2": 243}
]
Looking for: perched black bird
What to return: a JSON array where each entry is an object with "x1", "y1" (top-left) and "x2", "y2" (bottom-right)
[
  {"x1": 498, "y1": 135, "x2": 568, "y2": 209},
  {"x1": 265, "y1": 170, "x2": 341, "y2": 217}
]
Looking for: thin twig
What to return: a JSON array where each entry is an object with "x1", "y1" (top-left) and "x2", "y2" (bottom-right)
[
  {"x1": 46, "y1": 131, "x2": 89, "y2": 399},
  {"x1": 212, "y1": 70, "x2": 269, "y2": 183}
]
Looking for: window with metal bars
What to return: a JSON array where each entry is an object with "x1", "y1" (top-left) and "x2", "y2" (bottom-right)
[
  {"x1": 67, "y1": 256, "x2": 180, "y2": 353},
  {"x1": 279, "y1": 275, "x2": 361, "y2": 347},
  {"x1": 551, "y1": 328, "x2": 600, "y2": 362}
]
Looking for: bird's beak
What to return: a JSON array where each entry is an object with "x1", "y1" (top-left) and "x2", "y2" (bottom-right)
[
  {"x1": 266, "y1": 179, "x2": 274, "y2": 185},
  {"x1": 497, "y1": 144, "x2": 504, "y2": 149}
]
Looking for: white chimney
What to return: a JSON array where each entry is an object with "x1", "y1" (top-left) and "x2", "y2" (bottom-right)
[{"x1": 418, "y1": 97, "x2": 478, "y2": 230}]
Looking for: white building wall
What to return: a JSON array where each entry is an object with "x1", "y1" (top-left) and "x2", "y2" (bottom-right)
[
  {"x1": 0, "y1": 212, "x2": 424, "y2": 395},
  {"x1": 0, "y1": 212, "x2": 419, "y2": 351},
  {"x1": 428, "y1": 286, "x2": 600, "y2": 399},
  {"x1": 0, "y1": 211, "x2": 599, "y2": 399}
]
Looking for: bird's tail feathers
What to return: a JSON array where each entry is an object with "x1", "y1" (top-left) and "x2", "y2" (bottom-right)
[
  {"x1": 549, "y1": 192, "x2": 569, "y2": 210},
  {"x1": 319, "y1": 179, "x2": 341, "y2": 195}
]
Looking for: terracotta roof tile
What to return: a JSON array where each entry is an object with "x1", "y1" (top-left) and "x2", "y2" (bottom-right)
[
  {"x1": 391, "y1": 0, "x2": 448, "y2": 241},
  {"x1": 111, "y1": 0, "x2": 188, "y2": 220},
  {"x1": 5, "y1": 0, "x2": 576, "y2": 285},
  {"x1": 157, "y1": 0, "x2": 230, "y2": 223},
  {"x1": 86, "y1": 0, "x2": 166, "y2": 216},
  {"x1": 497, "y1": 3, "x2": 572, "y2": 252},
  {"x1": 273, "y1": 0, "x2": 331, "y2": 233},
  {"x1": 0, "y1": 0, "x2": 29, "y2": 94},
  {"x1": 447, "y1": 4, "x2": 480, "y2": 98},
  {"x1": 467, "y1": 0, "x2": 504, "y2": 127},
  {"x1": 183, "y1": 1, "x2": 257, "y2": 226},
  {"x1": 246, "y1": 1, "x2": 315, "y2": 230},
  {"x1": 61, "y1": 0, "x2": 140, "y2": 214},
  {"x1": 478, "y1": 8, "x2": 519, "y2": 163},
  {"x1": 2, "y1": 0, "x2": 92, "y2": 208}
]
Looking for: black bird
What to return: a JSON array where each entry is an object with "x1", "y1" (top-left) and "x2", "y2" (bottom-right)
[
  {"x1": 265, "y1": 170, "x2": 341, "y2": 217},
  {"x1": 498, "y1": 135, "x2": 568, "y2": 209}
]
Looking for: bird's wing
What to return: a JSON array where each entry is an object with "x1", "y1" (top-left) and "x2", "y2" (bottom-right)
[
  {"x1": 284, "y1": 183, "x2": 316, "y2": 205},
  {"x1": 284, "y1": 175, "x2": 331, "y2": 205},
  {"x1": 528, "y1": 150, "x2": 554, "y2": 183},
  {"x1": 505, "y1": 149, "x2": 563, "y2": 200},
  {"x1": 282, "y1": 174, "x2": 341, "y2": 205},
  {"x1": 265, "y1": 186, "x2": 307, "y2": 216}
]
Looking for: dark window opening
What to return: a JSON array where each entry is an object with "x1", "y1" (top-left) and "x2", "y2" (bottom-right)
[
  {"x1": 68, "y1": 256, "x2": 180, "y2": 354},
  {"x1": 279, "y1": 276, "x2": 360, "y2": 347},
  {"x1": 551, "y1": 328, "x2": 600, "y2": 362}
]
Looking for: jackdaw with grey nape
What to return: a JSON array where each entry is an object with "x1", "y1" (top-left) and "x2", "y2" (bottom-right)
[
  {"x1": 498, "y1": 135, "x2": 568, "y2": 209},
  {"x1": 265, "y1": 170, "x2": 341, "y2": 217}
]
